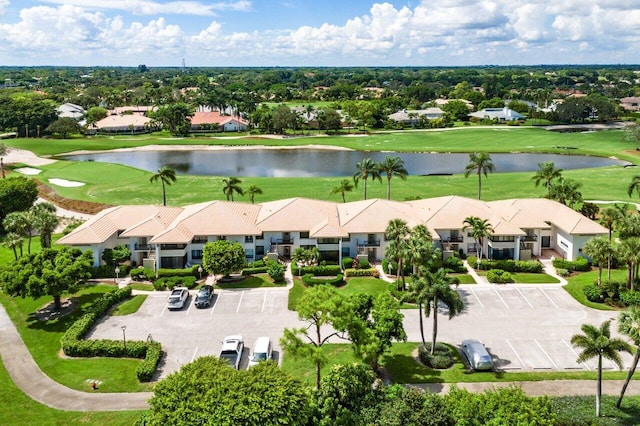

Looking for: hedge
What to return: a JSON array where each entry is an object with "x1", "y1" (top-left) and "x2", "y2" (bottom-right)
[
  {"x1": 486, "y1": 269, "x2": 514, "y2": 284},
  {"x1": 302, "y1": 273, "x2": 344, "y2": 287},
  {"x1": 552, "y1": 257, "x2": 591, "y2": 272},
  {"x1": 300, "y1": 265, "x2": 342, "y2": 276},
  {"x1": 61, "y1": 286, "x2": 162, "y2": 382},
  {"x1": 92, "y1": 264, "x2": 132, "y2": 279},
  {"x1": 342, "y1": 257, "x2": 353, "y2": 270},
  {"x1": 131, "y1": 267, "x2": 156, "y2": 281},
  {"x1": 418, "y1": 343, "x2": 455, "y2": 369},
  {"x1": 153, "y1": 276, "x2": 197, "y2": 290},
  {"x1": 443, "y1": 256, "x2": 466, "y2": 273},
  {"x1": 474, "y1": 259, "x2": 543, "y2": 273},
  {"x1": 242, "y1": 266, "x2": 269, "y2": 276},
  {"x1": 344, "y1": 268, "x2": 379, "y2": 278},
  {"x1": 157, "y1": 266, "x2": 199, "y2": 278}
]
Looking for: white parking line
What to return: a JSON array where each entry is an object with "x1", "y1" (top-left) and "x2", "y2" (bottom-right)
[
  {"x1": 506, "y1": 339, "x2": 526, "y2": 368},
  {"x1": 540, "y1": 288, "x2": 559, "y2": 308},
  {"x1": 191, "y1": 348, "x2": 199, "y2": 362},
  {"x1": 516, "y1": 287, "x2": 534, "y2": 309},
  {"x1": 211, "y1": 293, "x2": 220, "y2": 315},
  {"x1": 564, "y1": 339, "x2": 590, "y2": 370},
  {"x1": 185, "y1": 297, "x2": 193, "y2": 316},
  {"x1": 468, "y1": 288, "x2": 484, "y2": 308},
  {"x1": 261, "y1": 291, "x2": 267, "y2": 312},
  {"x1": 236, "y1": 291, "x2": 245, "y2": 313},
  {"x1": 493, "y1": 288, "x2": 509, "y2": 309},
  {"x1": 535, "y1": 339, "x2": 558, "y2": 369}
]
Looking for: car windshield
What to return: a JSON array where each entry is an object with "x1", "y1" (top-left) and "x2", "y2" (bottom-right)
[
  {"x1": 197, "y1": 290, "x2": 209, "y2": 298},
  {"x1": 251, "y1": 353, "x2": 267, "y2": 362},
  {"x1": 168, "y1": 296, "x2": 180, "y2": 303}
]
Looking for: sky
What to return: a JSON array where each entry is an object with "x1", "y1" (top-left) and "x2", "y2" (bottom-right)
[{"x1": 0, "y1": 1, "x2": 639, "y2": 67}]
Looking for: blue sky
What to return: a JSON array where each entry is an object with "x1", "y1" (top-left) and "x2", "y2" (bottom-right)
[{"x1": 0, "y1": 1, "x2": 639, "y2": 66}]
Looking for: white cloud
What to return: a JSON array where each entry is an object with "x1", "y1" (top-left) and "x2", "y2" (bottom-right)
[
  {"x1": 38, "y1": 0, "x2": 252, "y2": 16},
  {"x1": 0, "y1": 0, "x2": 9, "y2": 16}
]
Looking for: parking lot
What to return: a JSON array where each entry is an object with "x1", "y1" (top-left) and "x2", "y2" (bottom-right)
[
  {"x1": 89, "y1": 287, "x2": 300, "y2": 377},
  {"x1": 89, "y1": 282, "x2": 633, "y2": 378}
]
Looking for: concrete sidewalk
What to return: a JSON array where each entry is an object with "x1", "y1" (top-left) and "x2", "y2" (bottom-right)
[{"x1": 0, "y1": 303, "x2": 151, "y2": 412}]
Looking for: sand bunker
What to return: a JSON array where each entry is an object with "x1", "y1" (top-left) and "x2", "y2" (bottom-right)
[
  {"x1": 48, "y1": 178, "x2": 85, "y2": 187},
  {"x1": 15, "y1": 167, "x2": 42, "y2": 175}
]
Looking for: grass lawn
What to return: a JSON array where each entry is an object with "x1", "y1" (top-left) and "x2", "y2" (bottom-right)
[
  {"x1": 511, "y1": 273, "x2": 561, "y2": 283},
  {"x1": 215, "y1": 274, "x2": 285, "y2": 289},
  {"x1": 0, "y1": 358, "x2": 144, "y2": 426},
  {"x1": 4, "y1": 127, "x2": 640, "y2": 206},
  {"x1": 111, "y1": 295, "x2": 147, "y2": 316},
  {"x1": 0, "y1": 285, "x2": 152, "y2": 393},
  {"x1": 280, "y1": 344, "x2": 359, "y2": 387},
  {"x1": 563, "y1": 269, "x2": 628, "y2": 310},
  {"x1": 128, "y1": 283, "x2": 155, "y2": 292},
  {"x1": 451, "y1": 273, "x2": 476, "y2": 284},
  {"x1": 337, "y1": 277, "x2": 390, "y2": 298}
]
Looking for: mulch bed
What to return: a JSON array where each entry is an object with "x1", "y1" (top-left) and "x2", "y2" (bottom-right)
[
  {"x1": 36, "y1": 179, "x2": 113, "y2": 214},
  {"x1": 34, "y1": 297, "x2": 78, "y2": 321}
]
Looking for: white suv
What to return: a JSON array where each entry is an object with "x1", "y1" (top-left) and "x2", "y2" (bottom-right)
[{"x1": 167, "y1": 287, "x2": 189, "y2": 310}]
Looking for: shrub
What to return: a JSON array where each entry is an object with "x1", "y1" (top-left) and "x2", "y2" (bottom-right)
[
  {"x1": 443, "y1": 256, "x2": 466, "y2": 273},
  {"x1": 268, "y1": 262, "x2": 285, "y2": 283},
  {"x1": 486, "y1": 269, "x2": 514, "y2": 284},
  {"x1": 583, "y1": 283, "x2": 604, "y2": 302},
  {"x1": 301, "y1": 274, "x2": 344, "y2": 287},
  {"x1": 242, "y1": 266, "x2": 269, "y2": 276},
  {"x1": 553, "y1": 257, "x2": 591, "y2": 272},
  {"x1": 344, "y1": 268, "x2": 379, "y2": 278},
  {"x1": 156, "y1": 266, "x2": 199, "y2": 278},
  {"x1": 358, "y1": 258, "x2": 370, "y2": 269},
  {"x1": 514, "y1": 260, "x2": 543, "y2": 273},
  {"x1": 342, "y1": 257, "x2": 353, "y2": 270},
  {"x1": 466, "y1": 256, "x2": 478, "y2": 269},
  {"x1": 381, "y1": 258, "x2": 411, "y2": 275},
  {"x1": 153, "y1": 276, "x2": 197, "y2": 290},
  {"x1": 555, "y1": 268, "x2": 570, "y2": 277},
  {"x1": 621, "y1": 291, "x2": 640, "y2": 307},
  {"x1": 131, "y1": 267, "x2": 155, "y2": 281},
  {"x1": 300, "y1": 265, "x2": 341, "y2": 276},
  {"x1": 91, "y1": 264, "x2": 132, "y2": 279},
  {"x1": 418, "y1": 343, "x2": 454, "y2": 369}
]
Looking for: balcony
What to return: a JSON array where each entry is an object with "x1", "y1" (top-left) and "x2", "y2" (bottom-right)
[
  {"x1": 271, "y1": 238, "x2": 294, "y2": 245},
  {"x1": 443, "y1": 236, "x2": 463, "y2": 243},
  {"x1": 160, "y1": 244, "x2": 187, "y2": 250},
  {"x1": 357, "y1": 239, "x2": 380, "y2": 247},
  {"x1": 521, "y1": 235, "x2": 538, "y2": 242},
  {"x1": 134, "y1": 243, "x2": 151, "y2": 251}
]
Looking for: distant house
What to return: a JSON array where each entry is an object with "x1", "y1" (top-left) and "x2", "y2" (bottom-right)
[
  {"x1": 434, "y1": 99, "x2": 474, "y2": 110},
  {"x1": 620, "y1": 97, "x2": 640, "y2": 112},
  {"x1": 190, "y1": 111, "x2": 248, "y2": 132},
  {"x1": 109, "y1": 106, "x2": 156, "y2": 116},
  {"x1": 388, "y1": 108, "x2": 444, "y2": 126},
  {"x1": 86, "y1": 114, "x2": 152, "y2": 135},
  {"x1": 469, "y1": 107, "x2": 524, "y2": 121},
  {"x1": 57, "y1": 103, "x2": 86, "y2": 120}
]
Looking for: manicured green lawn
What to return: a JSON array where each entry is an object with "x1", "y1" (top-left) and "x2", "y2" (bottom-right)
[
  {"x1": 476, "y1": 270, "x2": 560, "y2": 283},
  {"x1": 111, "y1": 295, "x2": 147, "y2": 316},
  {"x1": 215, "y1": 274, "x2": 284, "y2": 289},
  {"x1": 0, "y1": 285, "x2": 152, "y2": 393},
  {"x1": 128, "y1": 283, "x2": 155, "y2": 292},
  {"x1": 563, "y1": 269, "x2": 628, "y2": 310},
  {"x1": 451, "y1": 273, "x2": 476, "y2": 284},
  {"x1": 280, "y1": 344, "x2": 359, "y2": 387},
  {"x1": 0, "y1": 358, "x2": 144, "y2": 426},
  {"x1": 337, "y1": 277, "x2": 389, "y2": 297}
]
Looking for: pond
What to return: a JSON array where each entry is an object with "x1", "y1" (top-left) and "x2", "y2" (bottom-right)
[{"x1": 60, "y1": 149, "x2": 629, "y2": 177}]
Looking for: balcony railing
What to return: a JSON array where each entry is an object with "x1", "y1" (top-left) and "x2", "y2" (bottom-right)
[
  {"x1": 521, "y1": 235, "x2": 538, "y2": 242},
  {"x1": 357, "y1": 239, "x2": 380, "y2": 247},
  {"x1": 443, "y1": 236, "x2": 463, "y2": 243},
  {"x1": 134, "y1": 243, "x2": 151, "y2": 251},
  {"x1": 160, "y1": 244, "x2": 187, "y2": 250},
  {"x1": 271, "y1": 238, "x2": 294, "y2": 245},
  {"x1": 489, "y1": 236, "x2": 515, "y2": 243}
]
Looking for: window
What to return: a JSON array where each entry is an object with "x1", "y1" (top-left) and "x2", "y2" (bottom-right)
[
  {"x1": 245, "y1": 236, "x2": 253, "y2": 243},
  {"x1": 191, "y1": 250, "x2": 203, "y2": 260},
  {"x1": 217, "y1": 236, "x2": 227, "y2": 240},
  {"x1": 342, "y1": 236, "x2": 351, "y2": 242},
  {"x1": 318, "y1": 238, "x2": 339, "y2": 244},
  {"x1": 256, "y1": 233, "x2": 264, "y2": 240},
  {"x1": 245, "y1": 249, "x2": 254, "y2": 258},
  {"x1": 342, "y1": 247, "x2": 350, "y2": 257},
  {"x1": 192, "y1": 235, "x2": 208, "y2": 243},
  {"x1": 300, "y1": 231, "x2": 310, "y2": 239},
  {"x1": 256, "y1": 246, "x2": 265, "y2": 256}
]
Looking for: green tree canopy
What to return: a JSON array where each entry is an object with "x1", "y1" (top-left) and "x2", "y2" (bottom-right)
[
  {"x1": 144, "y1": 356, "x2": 310, "y2": 426},
  {"x1": 0, "y1": 176, "x2": 38, "y2": 227},
  {"x1": 353, "y1": 158, "x2": 381, "y2": 200},
  {"x1": 84, "y1": 106, "x2": 108, "y2": 124},
  {"x1": 531, "y1": 161, "x2": 563, "y2": 198},
  {"x1": 202, "y1": 240, "x2": 245, "y2": 278},
  {"x1": 45, "y1": 117, "x2": 81, "y2": 138},
  {"x1": 317, "y1": 108, "x2": 342, "y2": 133},
  {"x1": 153, "y1": 103, "x2": 193, "y2": 136},
  {"x1": 221, "y1": 176, "x2": 244, "y2": 201},
  {"x1": 0, "y1": 247, "x2": 93, "y2": 310}
]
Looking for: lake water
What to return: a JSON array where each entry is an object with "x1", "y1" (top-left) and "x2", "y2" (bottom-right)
[{"x1": 61, "y1": 149, "x2": 629, "y2": 177}]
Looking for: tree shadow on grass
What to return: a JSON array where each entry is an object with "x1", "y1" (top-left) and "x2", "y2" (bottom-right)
[
  {"x1": 25, "y1": 290, "x2": 106, "y2": 332},
  {"x1": 383, "y1": 353, "x2": 446, "y2": 383}
]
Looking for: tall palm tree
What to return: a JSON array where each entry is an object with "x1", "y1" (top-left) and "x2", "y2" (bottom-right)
[
  {"x1": 246, "y1": 184, "x2": 263, "y2": 204},
  {"x1": 404, "y1": 225, "x2": 435, "y2": 276},
  {"x1": 31, "y1": 202, "x2": 59, "y2": 249},
  {"x1": 618, "y1": 237, "x2": 640, "y2": 291},
  {"x1": 464, "y1": 152, "x2": 495, "y2": 200},
  {"x1": 627, "y1": 175, "x2": 640, "y2": 199},
  {"x1": 531, "y1": 161, "x2": 563, "y2": 198},
  {"x1": 617, "y1": 307, "x2": 640, "y2": 408},
  {"x1": 149, "y1": 166, "x2": 177, "y2": 206},
  {"x1": 330, "y1": 179, "x2": 354, "y2": 203},
  {"x1": 377, "y1": 155, "x2": 408, "y2": 200},
  {"x1": 402, "y1": 276, "x2": 430, "y2": 347},
  {"x1": 384, "y1": 219, "x2": 409, "y2": 291},
  {"x1": 0, "y1": 142, "x2": 8, "y2": 179},
  {"x1": 423, "y1": 268, "x2": 464, "y2": 355},
  {"x1": 2, "y1": 232, "x2": 23, "y2": 260},
  {"x1": 582, "y1": 237, "x2": 613, "y2": 287},
  {"x1": 462, "y1": 216, "x2": 493, "y2": 263},
  {"x1": 571, "y1": 320, "x2": 631, "y2": 417},
  {"x1": 353, "y1": 158, "x2": 381, "y2": 200},
  {"x1": 222, "y1": 176, "x2": 244, "y2": 201},
  {"x1": 2, "y1": 211, "x2": 34, "y2": 254}
]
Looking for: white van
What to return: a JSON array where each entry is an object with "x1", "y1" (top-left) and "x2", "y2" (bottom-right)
[{"x1": 248, "y1": 337, "x2": 272, "y2": 368}]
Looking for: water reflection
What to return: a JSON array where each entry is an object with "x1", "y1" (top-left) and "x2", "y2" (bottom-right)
[{"x1": 61, "y1": 149, "x2": 628, "y2": 177}]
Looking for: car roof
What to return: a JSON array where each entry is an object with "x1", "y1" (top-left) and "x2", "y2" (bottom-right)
[{"x1": 252, "y1": 336, "x2": 271, "y2": 351}]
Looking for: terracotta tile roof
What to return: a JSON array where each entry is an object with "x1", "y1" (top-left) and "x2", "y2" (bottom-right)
[{"x1": 190, "y1": 111, "x2": 248, "y2": 126}]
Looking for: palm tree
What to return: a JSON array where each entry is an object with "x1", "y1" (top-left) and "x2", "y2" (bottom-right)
[
  {"x1": 384, "y1": 219, "x2": 409, "y2": 291},
  {"x1": 402, "y1": 276, "x2": 430, "y2": 347},
  {"x1": 2, "y1": 232, "x2": 23, "y2": 260},
  {"x1": 617, "y1": 307, "x2": 640, "y2": 408},
  {"x1": 149, "y1": 166, "x2": 177, "y2": 206},
  {"x1": 31, "y1": 203, "x2": 59, "y2": 249},
  {"x1": 2, "y1": 211, "x2": 34, "y2": 254},
  {"x1": 222, "y1": 176, "x2": 244, "y2": 201},
  {"x1": 246, "y1": 184, "x2": 263, "y2": 204},
  {"x1": 618, "y1": 237, "x2": 640, "y2": 291},
  {"x1": 464, "y1": 152, "x2": 495, "y2": 200},
  {"x1": 377, "y1": 155, "x2": 408, "y2": 200},
  {"x1": 531, "y1": 161, "x2": 563, "y2": 198},
  {"x1": 462, "y1": 216, "x2": 493, "y2": 263},
  {"x1": 353, "y1": 158, "x2": 381, "y2": 200},
  {"x1": 404, "y1": 225, "x2": 435, "y2": 276},
  {"x1": 627, "y1": 175, "x2": 640, "y2": 199},
  {"x1": 571, "y1": 320, "x2": 631, "y2": 417},
  {"x1": 582, "y1": 237, "x2": 613, "y2": 287},
  {"x1": 330, "y1": 179, "x2": 354, "y2": 203},
  {"x1": 0, "y1": 142, "x2": 8, "y2": 179},
  {"x1": 423, "y1": 268, "x2": 464, "y2": 355},
  {"x1": 600, "y1": 206, "x2": 625, "y2": 280}
]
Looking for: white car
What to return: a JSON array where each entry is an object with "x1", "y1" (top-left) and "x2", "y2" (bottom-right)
[
  {"x1": 167, "y1": 287, "x2": 189, "y2": 310},
  {"x1": 248, "y1": 337, "x2": 273, "y2": 368},
  {"x1": 219, "y1": 335, "x2": 244, "y2": 369},
  {"x1": 461, "y1": 339, "x2": 494, "y2": 371}
]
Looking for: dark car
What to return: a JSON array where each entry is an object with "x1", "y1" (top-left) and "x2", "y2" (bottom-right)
[{"x1": 194, "y1": 285, "x2": 214, "y2": 308}]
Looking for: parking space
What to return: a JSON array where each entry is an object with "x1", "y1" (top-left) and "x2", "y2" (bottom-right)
[{"x1": 88, "y1": 287, "x2": 299, "y2": 378}]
